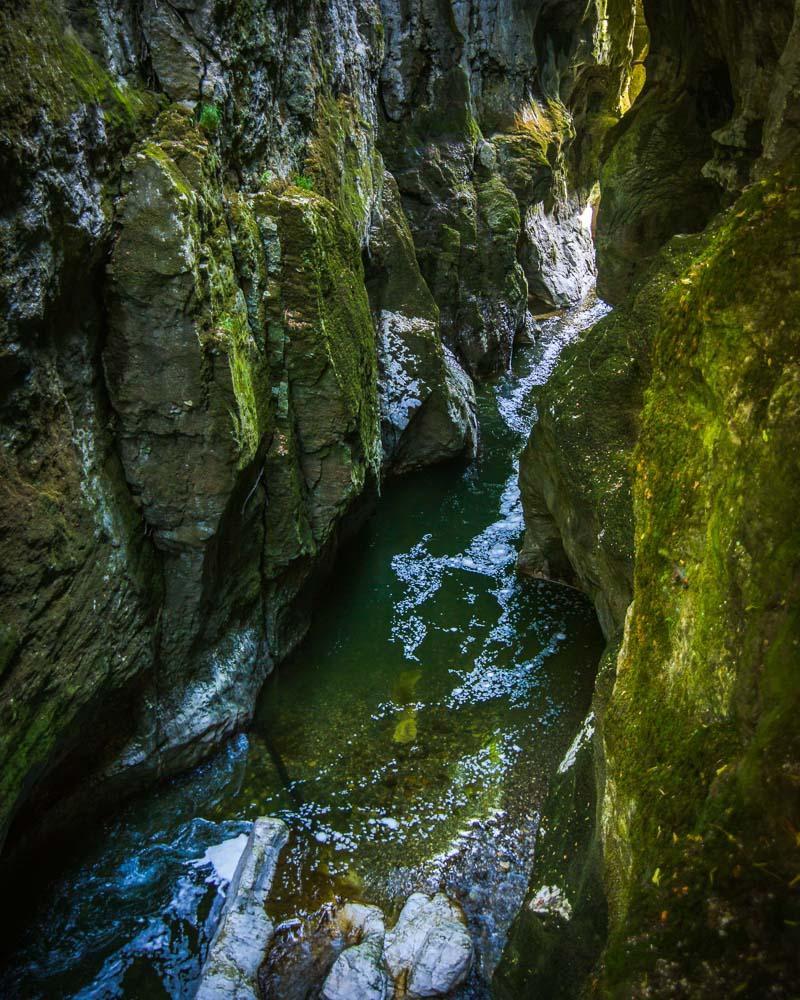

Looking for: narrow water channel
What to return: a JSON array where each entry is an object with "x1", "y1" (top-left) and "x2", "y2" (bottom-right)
[{"x1": 0, "y1": 300, "x2": 609, "y2": 999}]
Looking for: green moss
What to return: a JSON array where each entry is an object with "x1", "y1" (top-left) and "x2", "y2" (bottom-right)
[
  {"x1": 117, "y1": 106, "x2": 270, "y2": 470},
  {"x1": 600, "y1": 162, "x2": 800, "y2": 995},
  {"x1": 0, "y1": 0, "x2": 160, "y2": 145},
  {"x1": 502, "y1": 98, "x2": 575, "y2": 166},
  {"x1": 475, "y1": 173, "x2": 525, "y2": 305},
  {"x1": 216, "y1": 310, "x2": 268, "y2": 465},
  {"x1": 245, "y1": 186, "x2": 380, "y2": 577},
  {"x1": 262, "y1": 187, "x2": 381, "y2": 477},
  {"x1": 519, "y1": 233, "x2": 707, "y2": 640},
  {"x1": 304, "y1": 94, "x2": 380, "y2": 238},
  {"x1": 204, "y1": 206, "x2": 271, "y2": 468},
  {"x1": 477, "y1": 173, "x2": 521, "y2": 236},
  {"x1": 198, "y1": 102, "x2": 222, "y2": 134}
]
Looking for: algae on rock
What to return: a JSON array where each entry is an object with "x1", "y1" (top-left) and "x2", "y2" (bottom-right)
[{"x1": 512, "y1": 162, "x2": 800, "y2": 995}]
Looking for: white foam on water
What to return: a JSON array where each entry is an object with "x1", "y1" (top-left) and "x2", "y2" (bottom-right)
[
  {"x1": 189, "y1": 832, "x2": 249, "y2": 883},
  {"x1": 557, "y1": 712, "x2": 596, "y2": 774}
]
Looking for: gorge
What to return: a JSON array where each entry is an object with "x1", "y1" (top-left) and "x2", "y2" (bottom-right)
[{"x1": 0, "y1": 0, "x2": 798, "y2": 997}]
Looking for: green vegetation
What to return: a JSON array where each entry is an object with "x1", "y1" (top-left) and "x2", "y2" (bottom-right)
[
  {"x1": 198, "y1": 102, "x2": 222, "y2": 134},
  {"x1": 0, "y1": 0, "x2": 160, "y2": 144},
  {"x1": 304, "y1": 94, "x2": 382, "y2": 238}
]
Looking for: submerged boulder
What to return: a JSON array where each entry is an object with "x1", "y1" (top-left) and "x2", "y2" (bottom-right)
[{"x1": 384, "y1": 893, "x2": 473, "y2": 998}]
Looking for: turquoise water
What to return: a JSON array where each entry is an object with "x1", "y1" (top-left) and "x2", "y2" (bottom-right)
[{"x1": 0, "y1": 301, "x2": 609, "y2": 998}]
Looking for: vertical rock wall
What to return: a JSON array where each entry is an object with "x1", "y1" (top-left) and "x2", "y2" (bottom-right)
[
  {"x1": 510, "y1": 0, "x2": 800, "y2": 993},
  {"x1": 0, "y1": 0, "x2": 473, "y2": 859},
  {"x1": 378, "y1": 0, "x2": 640, "y2": 372}
]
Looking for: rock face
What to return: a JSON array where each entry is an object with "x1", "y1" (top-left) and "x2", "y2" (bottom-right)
[
  {"x1": 596, "y1": 0, "x2": 800, "y2": 303},
  {"x1": 197, "y1": 816, "x2": 289, "y2": 1000},
  {"x1": 366, "y1": 171, "x2": 478, "y2": 474},
  {"x1": 0, "y1": 0, "x2": 643, "y2": 862},
  {"x1": 517, "y1": 235, "x2": 707, "y2": 640},
  {"x1": 378, "y1": 0, "x2": 640, "y2": 372},
  {"x1": 598, "y1": 162, "x2": 800, "y2": 997},
  {"x1": 383, "y1": 893, "x2": 473, "y2": 998},
  {"x1": 0, "y1": 0, "x2": 462, "y2": 858},
  {"x1": 507, "y1": 1, "x2": 800, "y2": 994},
  {"x1": 493, "y1": 702, "x2": 607, "y2": 1000}
]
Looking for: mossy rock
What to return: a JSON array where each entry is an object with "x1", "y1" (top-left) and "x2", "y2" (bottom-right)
[
  {"x1": 256, "y1": 186, "x2": 380, "y2": 569},
  {"x1": 600, "y1": 161, "x2": 800, "y2": 996},
  {"x1": 518, "y1": 233, "x2": 707, "y2": 639},
  {"x1": 0, "y1": 0, "x2": 160, "y2": 147},
  {"x1": 0, "y1": 624, "x2": 18, "y2": 680}
]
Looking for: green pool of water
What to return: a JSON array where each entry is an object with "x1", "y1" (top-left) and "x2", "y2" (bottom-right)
[{"x1": 0, "y1": 301, "x2": 609, "y2": 998}]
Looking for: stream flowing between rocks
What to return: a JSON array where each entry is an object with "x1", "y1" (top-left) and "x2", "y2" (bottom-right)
[{"x1": 0, "y1": 300, "x2": 609, "y2": 999}]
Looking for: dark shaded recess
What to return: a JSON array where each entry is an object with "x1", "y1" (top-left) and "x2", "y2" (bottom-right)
[
  {"x1": 0, "y1": 243, "x2": 161, "y2": 891},
  {"x1": 494, "y1": 655, "x2": 613, "y2": 1000},
  {"x1": 595, "y1": 0, "x2": 736, "y2": 302}
]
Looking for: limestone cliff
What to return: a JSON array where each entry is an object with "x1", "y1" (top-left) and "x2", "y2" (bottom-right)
[{"x1": 0, "y1": 0, "x2": 474, "y2": 859}]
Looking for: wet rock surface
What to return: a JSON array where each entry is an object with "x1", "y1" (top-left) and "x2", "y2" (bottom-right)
[
  {"x1": 384, "y1": 893, "x2": 473, "y2": 998},
  {"x1": 264, "y1": 892, "x2": 473, "y2": 1000},
  {"x1": 321, "y1": 904, "x2": 388, "y2": 1000},
  {"x1": 197, "y1": 817, "x2": 289, "y2": 1000},
  {"x1": 4, "y1": 0, "x2": 799, "y2": 997}
]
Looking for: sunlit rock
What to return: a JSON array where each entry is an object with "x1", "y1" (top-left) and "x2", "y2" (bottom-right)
[
  {"x1": 384, "y1": 893, "x2": 473, "y2": 998},
  {"x1": 196, "y1": 817, "x2": 289, "y2": 1000}
]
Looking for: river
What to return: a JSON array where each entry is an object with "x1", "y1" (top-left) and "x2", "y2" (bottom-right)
[{"x1": 0, "y1": 298, "x2": 610, "y2": 999}]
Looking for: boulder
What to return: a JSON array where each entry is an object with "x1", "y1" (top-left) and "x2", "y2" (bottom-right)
[
  {"x1": 384, "y1": 893, "x2": 473, "y2": 998},
  {"x1": 196, "y1": 817, "x2": 289, "y2": 1000},
  {"x1": 367, "y1": 172, "x2": 478, "y2": 475},
  {"x1": 521, "y1": 199, "x2": 597, "y2": 309},
  {"x1": 321, "y1": 902, "x2": 388, "y2": 1000}
]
